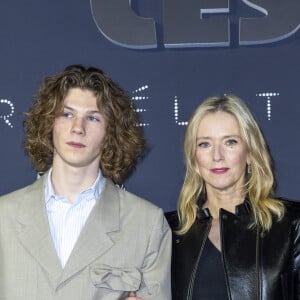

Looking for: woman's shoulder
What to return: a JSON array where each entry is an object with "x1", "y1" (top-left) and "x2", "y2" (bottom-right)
[
  {"x1": 277, "y1": 197, "x2": 300, "y2": 219},
  {"x1": 277, "y1": 197, "x2": 300, "y2": 207}
]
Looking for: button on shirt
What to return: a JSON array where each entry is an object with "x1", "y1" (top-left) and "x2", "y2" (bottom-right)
[{"x1": 45, "y1": 170, "x2": 104, "y2": 268}]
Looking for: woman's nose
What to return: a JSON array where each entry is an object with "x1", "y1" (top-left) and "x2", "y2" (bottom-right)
[{"x1": 212, "y1": 145, "x2": 224, "y2": 162}]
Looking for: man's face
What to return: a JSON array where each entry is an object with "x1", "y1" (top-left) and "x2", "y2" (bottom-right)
[{"x1": 52, "y1": 88, "x2": 106, "y2": 171}]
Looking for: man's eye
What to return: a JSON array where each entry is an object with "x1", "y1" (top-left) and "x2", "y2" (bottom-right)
[
  {"x1": 87, "y1": 116, "x2": 99, "y2": 122},
  {"x1": 63, "y1": 112, "x2": 73, "y2": 118}
]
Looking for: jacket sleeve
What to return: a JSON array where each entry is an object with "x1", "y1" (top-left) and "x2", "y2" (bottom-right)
[
  {"x1": 137, "y1": 209, "x2": 172, "y2": 300},
  {"x1": 294, "y1": 219, "x2": 300, "y2": 299}
]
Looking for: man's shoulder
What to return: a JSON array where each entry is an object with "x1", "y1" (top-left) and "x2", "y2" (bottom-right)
[
  {"x1": 120, "y1": 188, "x2": 158, "y2": 210},
  {"x1": 0, "y1": 177, "x2": 44, "y2": 207},
  {"x1": 104, "y1": 181, "x2": 170, "y2": 233},
  {"x1": 105, "y1": 179, "x2": 162, "y2": 213},
  {"x1": 1, "y1": 185, "x2": 29, "y2": 203}
]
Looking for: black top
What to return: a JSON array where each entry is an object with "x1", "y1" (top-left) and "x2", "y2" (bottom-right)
[{"x1": 193, "y1": 238, "x2": 228, "y2": 300}]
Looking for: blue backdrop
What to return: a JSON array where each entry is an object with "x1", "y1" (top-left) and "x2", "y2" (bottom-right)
[{"x1": 1, "y1": 1, "x2": 300, "y2": 211}]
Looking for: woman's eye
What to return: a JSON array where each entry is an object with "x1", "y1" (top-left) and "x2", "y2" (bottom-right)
[
  {"x1": 198, "y1": 142, "x2": 210, "y2": 148},
  {"x1": 225, "y1": 139, "x2": 237, "y2": 146}
]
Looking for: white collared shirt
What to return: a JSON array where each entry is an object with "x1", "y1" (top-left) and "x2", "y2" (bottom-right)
[{"x1": 45, "y1": 169, "x2": 104, "y2": 268}]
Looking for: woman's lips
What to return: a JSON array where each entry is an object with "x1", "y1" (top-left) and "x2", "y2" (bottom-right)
[{"x1": 211, "y1": 168, "x2": 229, "y2": 174}]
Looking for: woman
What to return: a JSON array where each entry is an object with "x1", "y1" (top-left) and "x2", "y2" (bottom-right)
[{"x1": 167, "y1": 94, "x2": 300, "y2": 299}]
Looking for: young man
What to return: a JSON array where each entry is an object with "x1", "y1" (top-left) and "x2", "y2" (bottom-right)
[{"x1": 0, "y1": 65, "x2": 171, "y2": 300}]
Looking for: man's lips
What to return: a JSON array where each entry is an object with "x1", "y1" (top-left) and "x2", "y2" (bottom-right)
[
  {"x1": 67, "y1": 142, "x2": 86, "y2": 148},
  {"x1": 211, "y1": 168, "x2": 229, "y2": 174}
]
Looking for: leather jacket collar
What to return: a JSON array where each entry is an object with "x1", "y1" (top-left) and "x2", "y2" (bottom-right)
[{"x1": 197, "y1": 198, "x2": 252, "y2": 220}]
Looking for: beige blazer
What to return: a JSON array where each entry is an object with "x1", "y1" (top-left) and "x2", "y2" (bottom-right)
[{"x1": 0, "y1": 174, "x2": 171, "y2": 300}]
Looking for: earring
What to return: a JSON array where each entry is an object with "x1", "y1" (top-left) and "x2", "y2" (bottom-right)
[{"x1": 247, "y1": 164, "x2": 251, "y2": 174}]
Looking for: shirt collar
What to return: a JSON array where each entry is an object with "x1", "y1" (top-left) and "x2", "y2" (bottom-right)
[{"x1": 45, "y1": 168, "x2": 104, "y2": 204}]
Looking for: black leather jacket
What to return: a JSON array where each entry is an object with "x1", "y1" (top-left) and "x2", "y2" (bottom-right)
[{"x1": 166, "y1": 199, "x2": 300, "y2": 300}]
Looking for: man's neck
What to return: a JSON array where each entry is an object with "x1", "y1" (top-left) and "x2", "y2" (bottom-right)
[{"x1": 50, "y1": 164, "x2": 100, "y2": 203}]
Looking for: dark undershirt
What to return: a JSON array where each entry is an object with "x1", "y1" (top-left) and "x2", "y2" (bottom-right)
[{"x1": 192, "y1": 238, "x2": 228, "y2": 300}]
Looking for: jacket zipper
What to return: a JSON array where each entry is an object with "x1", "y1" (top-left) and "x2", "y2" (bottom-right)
[{"x1": 186, "y1": 219, "x2": 212, "y2": 300}]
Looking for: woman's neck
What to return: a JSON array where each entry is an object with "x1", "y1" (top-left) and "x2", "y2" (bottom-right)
[{"x1": 203, "y1": 189, "x2": 245, "y2": 219}]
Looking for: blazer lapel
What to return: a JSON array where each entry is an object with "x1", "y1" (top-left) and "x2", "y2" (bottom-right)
[
  {"x1": 16, "y1": 174, "x2": 62, "y2": 289},
  {"x1": 59, "y1": 179, "x2": 120, "y2": 286}
]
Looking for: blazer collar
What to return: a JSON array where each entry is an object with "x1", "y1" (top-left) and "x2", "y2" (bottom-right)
[
  {"x1": 59, "y1": 178, "x2": 120, "y2": 286},
  {"x1": 16, "y1": 173, "x2": 62, "y2": 289},
  {"x1": 16, "y1": 173, "x2": 121, "y2": 290}
]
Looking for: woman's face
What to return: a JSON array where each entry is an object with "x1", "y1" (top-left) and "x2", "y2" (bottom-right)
[{"x1": 195, "y1": 111, "x2": 250, "y2": 195}]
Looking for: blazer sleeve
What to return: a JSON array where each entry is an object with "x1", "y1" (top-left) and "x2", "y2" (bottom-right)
[{"x1": 137, "y1": 208, "x2": 172, "y2": 300}]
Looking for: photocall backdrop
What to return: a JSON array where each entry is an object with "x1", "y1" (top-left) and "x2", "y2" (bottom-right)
[{"x1": 1, "y1": 0, "x2": 300, "y2": 211}]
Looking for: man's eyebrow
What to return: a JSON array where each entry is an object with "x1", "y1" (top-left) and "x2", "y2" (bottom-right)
[
  {"x1": 63, "y1": 105, "x2": 101, "y2": 114},
  {"x1": 63, "y1": 105, "x2": 75, "y2": 111},
  {"x1": 87, "y1": 110, "x2": 101, "y2": 114}
]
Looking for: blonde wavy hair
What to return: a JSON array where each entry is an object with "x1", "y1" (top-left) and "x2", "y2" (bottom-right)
[{"x1": 177, "y1": 94, "x2": 284, "y2": 234}]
